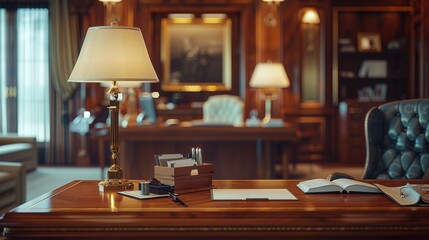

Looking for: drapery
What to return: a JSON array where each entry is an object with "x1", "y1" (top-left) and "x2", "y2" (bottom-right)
[
  {"x1": 48, "y1": 0, "x2": 78, "y2": 164},
  {"x1": 50, "y1": 0, "x2": 77, "y2": 101}
]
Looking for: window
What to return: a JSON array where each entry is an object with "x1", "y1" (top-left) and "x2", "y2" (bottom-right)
[
  {"x1": 0, "y1": 7, "x2": 49, "y2": 142},
  {"x1": 0, "y1": 9, "x2": 6, "y2": 132}
]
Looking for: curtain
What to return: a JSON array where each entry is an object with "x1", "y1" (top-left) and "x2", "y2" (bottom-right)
[
  {"x1": 49, "y1": 0, "x2": 77, "y2": 100},
  {"x1": 48, "y1": 0, "x2": 78, "y2": 164},
  {"x1": 0, "y1": 9, "x2": 5, "y2": 132}
]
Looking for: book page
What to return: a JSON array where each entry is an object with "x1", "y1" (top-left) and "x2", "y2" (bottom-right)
[
  {"x1": 297, "y1": 179, "x2": 342, "y2": 193},
  {"x1": 332, "y1": 178, "x2": 381, "y2": 193},
  {"x1": 374, "y1": 183, "x2": 420, "y2": 206}
]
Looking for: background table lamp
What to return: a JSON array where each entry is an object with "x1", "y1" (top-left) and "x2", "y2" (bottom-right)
[
  {"x1": 249, "y1": 62, "x2": 290, "y2": 126},
  {"x1": 68, "y1": 26, "x2": 159, "y2": 191}
]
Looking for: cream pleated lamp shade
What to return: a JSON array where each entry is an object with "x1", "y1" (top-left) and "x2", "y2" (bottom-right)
[
  {"x1": 68, "y1": 26, "x2": 159, "y2": 83},
  {"x1": 249, "y1": 62, "x2": 290, "y2": 88}
]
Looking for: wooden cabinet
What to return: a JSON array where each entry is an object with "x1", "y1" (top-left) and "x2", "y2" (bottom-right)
[
  {"x1": 338, "y1": 100, "x2": 381, "y2": 164},
  {"x1": 283, "y1": 108, "x2": 334, "y2": 164}
]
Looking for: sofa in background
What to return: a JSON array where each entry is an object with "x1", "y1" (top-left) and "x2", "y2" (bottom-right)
[
  {"x1": 0, "y1": 162, "x2": 26, "y2": 215},
  {"x1": 0, "y1": 135, "x2": 38, "y2": 171}
]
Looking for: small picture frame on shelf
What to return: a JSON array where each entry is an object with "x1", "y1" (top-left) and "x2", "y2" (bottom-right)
[{"x1": 357, "y1": 32, "x2": 382, "y2": 52}]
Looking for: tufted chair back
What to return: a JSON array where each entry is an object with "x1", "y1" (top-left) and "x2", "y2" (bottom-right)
[
  {"x1": 203, "y1": 95, "x2": 244, "y2": 126},
  {"x1": 363, "y1": 99, "x2": 429, "y2": 179}
]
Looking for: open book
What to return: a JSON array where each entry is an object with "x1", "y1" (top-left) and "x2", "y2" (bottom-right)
[
  {"x1": 374, "y1": 183, "x2": 429, "y2": 206},
  {"x1": 297, "y1": 178, "x2": 381, "y2": 193}
]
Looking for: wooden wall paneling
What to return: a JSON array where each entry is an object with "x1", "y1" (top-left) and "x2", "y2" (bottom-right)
[
  {"x1": 413, "y1": 0, "x2": 429, "y2": 98},
  {"x1": 119, "y1": 0, "x2": 137, "y2": 26},
  {"x1": 69, "y1": 0, "x2": 107, "y2": 165},
  {"x1": 412, "y1": 0, "x2": 421, "y2": 98},
  {"x1": 241, "y1": 1, "x2": 257, "y2": 116},
  {"x1": 280, "y1": 0, "x2": 301, "y2": 110},
  {"x1": 425, "y1": 0, "x2": 429, "y2": 97}
]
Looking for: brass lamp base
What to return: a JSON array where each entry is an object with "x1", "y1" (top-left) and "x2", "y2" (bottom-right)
[
  {"x1": 98, "y1": 164, "x2": 134, "y2": 192},
  {"x1": 98, "y1": 179, "x2": 134, "y2": 192},
  {"x1": 262, "y1": 118, "x2": 284, "y2": 127}
]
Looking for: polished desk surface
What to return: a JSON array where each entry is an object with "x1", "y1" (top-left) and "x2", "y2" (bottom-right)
[{"x1": 1, "y1": 179, "x2": 429, "y2": 239}]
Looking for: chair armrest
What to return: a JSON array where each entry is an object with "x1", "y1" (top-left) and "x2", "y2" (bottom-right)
[
  {"x1": 0, "y1": 162, "x2": 26, "y2": 204},
  {"x1": 0, "y1": 135, "x2": 37, "y2": 146}
]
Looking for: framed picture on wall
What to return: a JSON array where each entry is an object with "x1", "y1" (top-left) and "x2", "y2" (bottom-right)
[
  {"x1": 161, "y1": 17, "x2": 232, "y2": 92},
  {"x1": 357, "y1": 32, "x2": 382, "y2": 52}
]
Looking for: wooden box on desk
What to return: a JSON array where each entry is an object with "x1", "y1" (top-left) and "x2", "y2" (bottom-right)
[{"x1": 154, "y1": 163, "x2": 213, "y2": 193}]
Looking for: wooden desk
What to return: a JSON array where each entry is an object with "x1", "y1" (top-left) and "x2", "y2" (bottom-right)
[
  {"x1": 1, "y1": 179, "x2": 428, "y2": 239},
  {"x1": 94, "y1": 124, "x2": 298, "y2": 179}
]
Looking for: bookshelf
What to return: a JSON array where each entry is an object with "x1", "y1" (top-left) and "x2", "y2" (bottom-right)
[{"x1": 333, "y1": 6, "x2": 412, "y2": 104}]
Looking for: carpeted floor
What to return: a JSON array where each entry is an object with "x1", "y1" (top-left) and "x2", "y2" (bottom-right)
[
  {"x1": 26, "y1": 166, "x2": 105, "y2": 201},
  {"x1": 25, "y1": 164, "x2": 364, "y2": 201}
]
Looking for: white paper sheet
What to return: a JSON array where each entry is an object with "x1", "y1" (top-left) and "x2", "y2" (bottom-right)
[
  {"x1": 211, "y1": 189, "x2": 298, "y2": 201},
  {"x1": 119, "y1": 190, "x2": 169, "y2": 200}
]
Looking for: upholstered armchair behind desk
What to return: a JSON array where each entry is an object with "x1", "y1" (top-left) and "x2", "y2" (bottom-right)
[
  {"x1": 203, "y1": 95, "x2": 244, "y2": 126},
  {"x1": 363, "y1": 99, "x2": 429, "y2": 179}
]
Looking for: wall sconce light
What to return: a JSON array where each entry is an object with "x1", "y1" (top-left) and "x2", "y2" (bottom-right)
[
  {"x1": 262, "y1": 0, "x2": 284, "y2": 3},
  {"x1": 201, "y1": 13, "x2": 227, "y2": 23},
  {"x1": 168, "y1": 13, "x2": 195, "y2": 23},
  {"x1": 301, "y1": 8, "x2": 320, "y2": 24},
  {"x1": 99, "y1": 0, "x2": 121, "y2": 2}
]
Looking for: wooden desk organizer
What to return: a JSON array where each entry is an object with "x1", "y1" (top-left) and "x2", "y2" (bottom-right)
[{"x1": 154, "y1": 163, "x2": 213, "y2": 193}]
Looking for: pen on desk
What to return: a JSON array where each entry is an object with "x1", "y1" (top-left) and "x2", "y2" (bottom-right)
[
  {"x1": 191, "y1": 147, "x2": 196, "y2": 160},
  {"x1": 169, "y1": 192, "x2": 188, "y2": 207},
  {"x1": 197, "y1": 148, "x2": 202, "y2": 165}
]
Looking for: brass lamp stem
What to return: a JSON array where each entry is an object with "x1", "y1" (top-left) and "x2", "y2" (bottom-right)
[
  {"x1": 107, "y1": 81, "x2": 122, "y2": 179},
  {"x1": 262, "y1": 90, "x2": 278, "y2": 124},
  {"x1": 263, "y1": 98, "x2": 272, "y2": 123},
  {"x1": 98, "y1": 81, "x2": 134, "y2": 191}
]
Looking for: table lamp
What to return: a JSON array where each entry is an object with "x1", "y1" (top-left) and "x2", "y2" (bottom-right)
[
  {"x1": 249, "y1": 62, "x2": 290, "y2": 127},
  {"x1": 68, "y1": 26, "x2": 159, "y2": 191}
]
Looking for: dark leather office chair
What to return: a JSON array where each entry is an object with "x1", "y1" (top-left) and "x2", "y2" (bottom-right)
[{"x1": 362, "y1": 99, "x2": 429, "y2": 179}]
